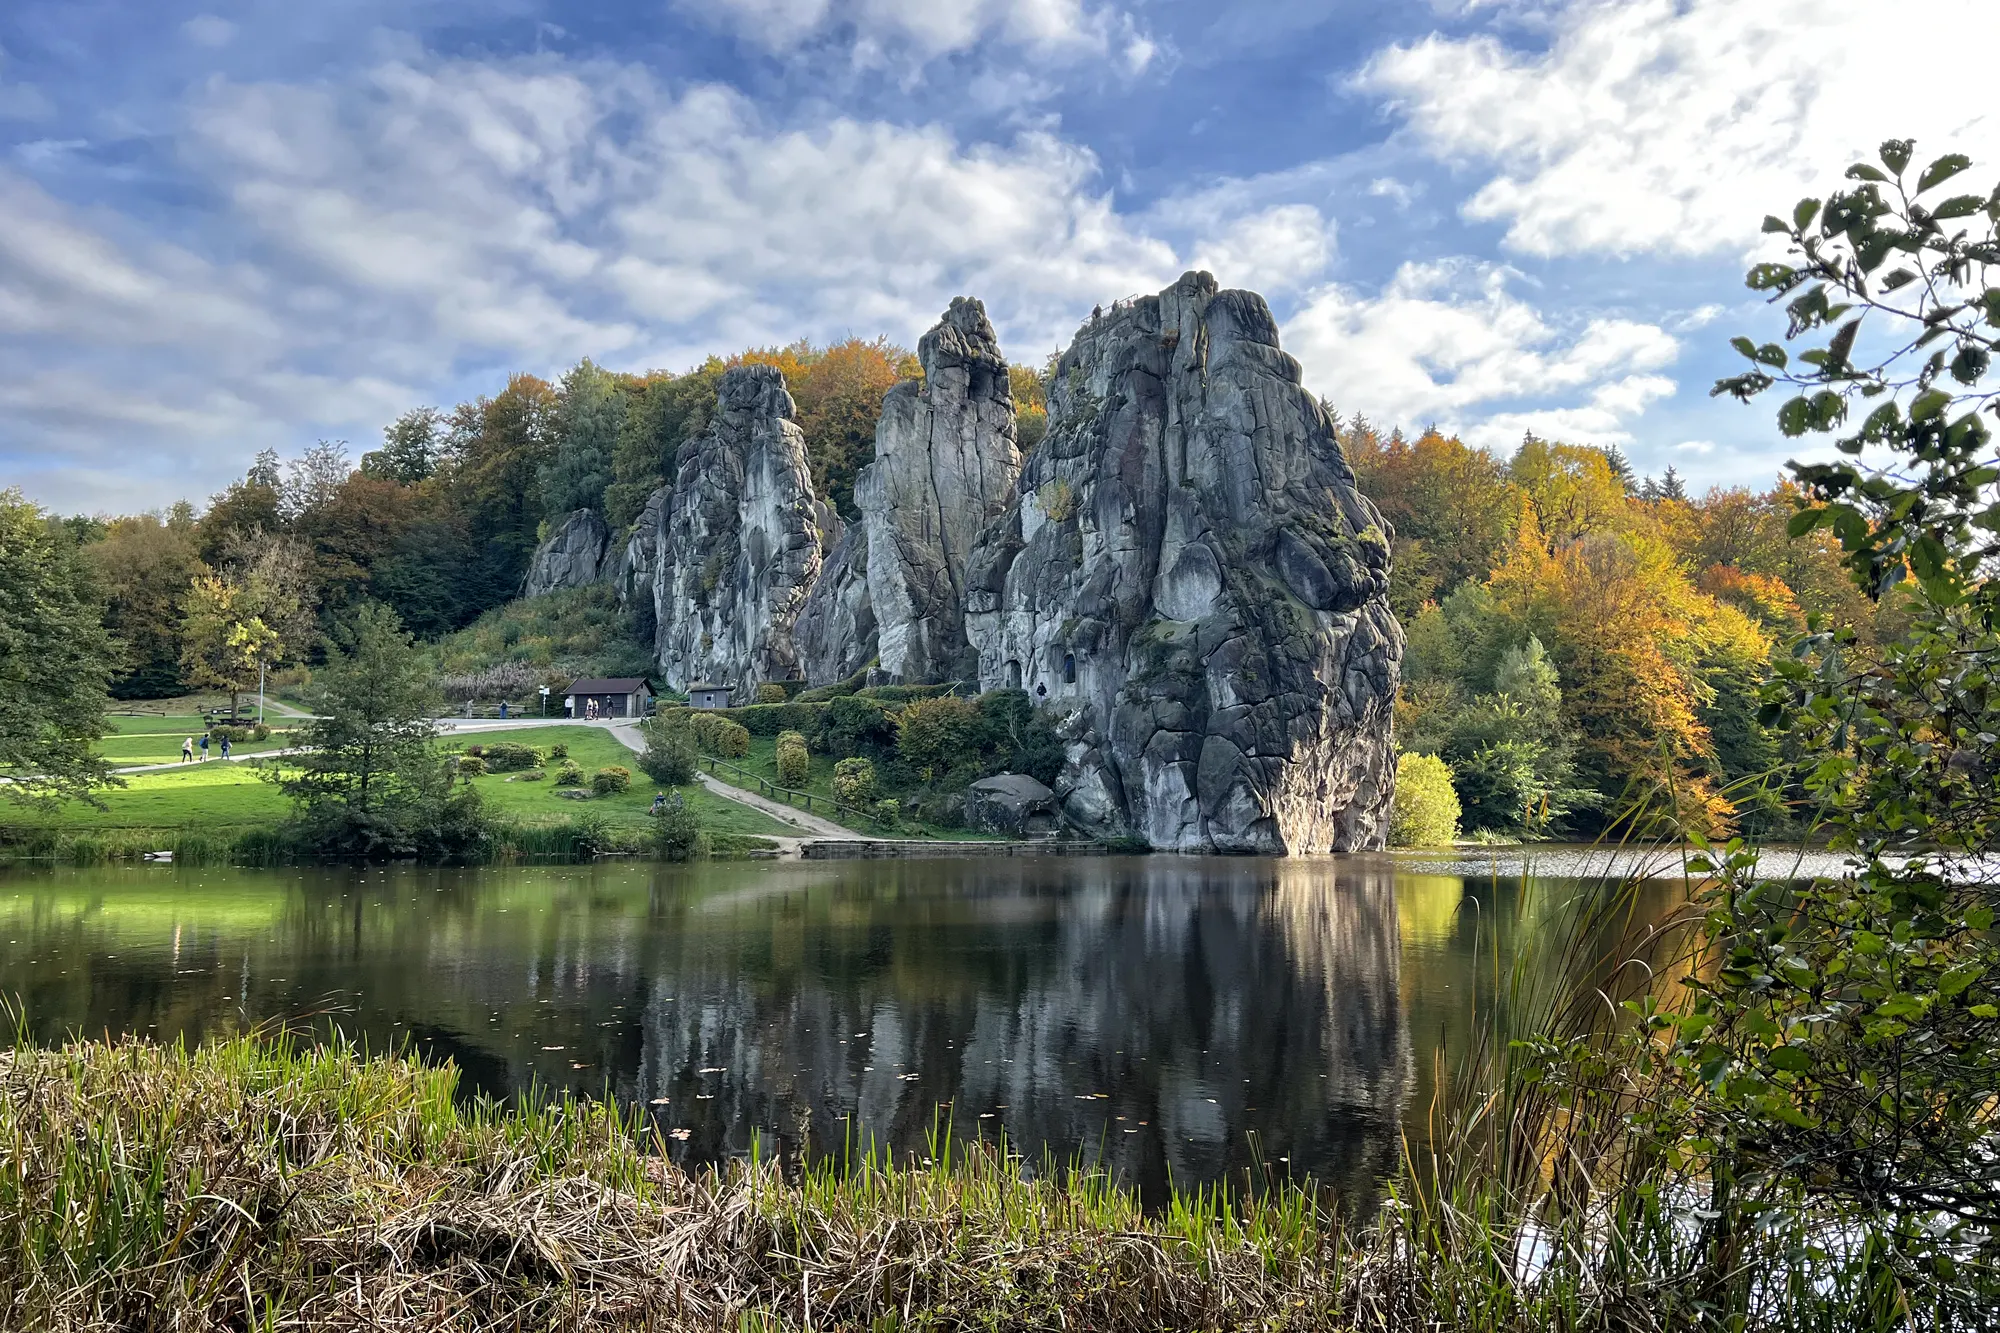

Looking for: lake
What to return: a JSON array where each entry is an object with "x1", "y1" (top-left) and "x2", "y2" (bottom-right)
[{"x1": 0, "y1": 852, "x2": 1721, "y2": 1207}]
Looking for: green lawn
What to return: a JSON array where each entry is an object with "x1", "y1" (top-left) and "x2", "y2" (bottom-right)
[
  {"x1": 6, "y1": 722, "x2": 793, "y2": 842},
  {"x1": 704, "y1": 735, "x2": 1006, "y2": 840},
  {"x1": 2, "y1": 761, "x2": 289, "y2": 830},
  {"x1": 446, "y1": 726, "x2": 795, "y2": 838},
  {"x1": 98, "y1": 715, "x2": 297, "y2": 767}
]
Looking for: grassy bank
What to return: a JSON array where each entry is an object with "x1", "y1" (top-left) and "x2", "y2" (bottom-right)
[
  {"x1": 1, "y1": 723, "x2": 792, "y2": 863},
  {"x1": 0, "y1": 1028, "x2": 1931, "y2": 1332}
]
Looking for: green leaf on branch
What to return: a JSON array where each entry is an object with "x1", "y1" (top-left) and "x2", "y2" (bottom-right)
[
  {"x1": 1931, "y1": 193, "x2": 1986, "y2": 220},
  {"x1": 1825, "y1": 320, "x2": 1860, "y2": 370},
  {"x1": 1778, "y1": 397, "x2": 1814, "y2": 437},
  {"x1": 1881, "y1": 267, "x2": 1919, "y2": 292},
  {"x1": 1767, "y1": 1046, "x2": 1811, "y2": 1073},
  {"x1": 1917, "y1": 153, "x2": 1972, "y2": 194},
  {"x1": 1909, "y1": 388, "x2": 1953, "y2": 422},
  {"x1": 1950, "y1": 345, "x2": 1990, "y2": 385},
  {"x1": 1786, "y1": 507, "x2": 1826, "y2": 539},
  {"x1": 1793, "y1": 198, "x2": 1821, "y2": 229},
  {"x1": 1879, "y1": 140, "x2": 1913, "y2": 175},
  {"x1": 1846, "y1": 163, "x2": 1888, "y2": 184}
]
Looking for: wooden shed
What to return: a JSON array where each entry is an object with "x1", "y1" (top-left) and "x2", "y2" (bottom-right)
[{"x1": 564, "y1": 677, "x2": 653, "y2": 720}]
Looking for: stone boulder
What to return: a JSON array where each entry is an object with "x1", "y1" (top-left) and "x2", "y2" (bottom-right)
[
  {"x1": 649, "y1": 364, "x2": 836, "y2": 692},
  {"x1": 965, "y1": 773, "x2": 1058, "y2": 837},
  {"x1": 962, "y1": 271, "x2": 1403, "y2": 853},
  {"x1": 855, "y1": 296, "x2": 1022, "y2": 683},
  {"x1": 522, "y1": 508, "x2": 613, "y2": 597}
]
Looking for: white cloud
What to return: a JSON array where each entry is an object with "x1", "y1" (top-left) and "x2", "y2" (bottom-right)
[
  {"x1": 182, "y1": 15, "x2": 237, "y2": 49},
  {"x1": 1361, "y1": 0, "x2": 2000, "y2": 257},
  {"x1": 1187, "y1": 204, "x2": 1336, "y2": 294},
  {"x1": 1282, "y1": 257, "x2": 1678, "y2": 448},
  {"x1": 682, "y1": 0, "x2": 1152, "y2": 66},
  {"x1": 4, "y1": 52, "x2": 1213, "y2": 509}
]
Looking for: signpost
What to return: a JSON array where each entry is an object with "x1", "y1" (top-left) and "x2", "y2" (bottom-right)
[{"x1": 540, "y1": 685, "x2": 551, "y2": 719}]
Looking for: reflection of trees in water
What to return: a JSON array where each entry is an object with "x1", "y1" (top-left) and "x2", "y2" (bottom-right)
[{"x1": 4, "y1": 859, "x2": 1413, "y2": 1207}]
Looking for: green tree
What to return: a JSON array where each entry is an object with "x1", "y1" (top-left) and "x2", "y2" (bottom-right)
[
  {"x1": 1677, "y1": 139, "x2": 2000, "y2": 1277},
  {"x1": 605, "y1": 363, "x2": 724, "y2": 528},
  {"x1": 0, "y1": 491, "x2": 120, "y2": 807},
  {"x1": 1390, "y1": 752, "x2": 1459, "y2": 847},
  {"x1": 277, "y1": 603, "x2": 484, "y2": 858},
  {"x1": 361, "y1": 407, "x2": 443, "y2": 483},
  {"x1": 541, "y1": 360, "x2": 627, "y2": 519}
]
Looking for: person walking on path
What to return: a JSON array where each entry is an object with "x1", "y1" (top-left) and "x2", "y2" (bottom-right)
[
  {"x1": 181, "y1": 736, "x2": 194, "y2": 763},
  {"x1": 198, "y1": 733, "x2": 210, "y2": 762},
  {"x1": 219, "y1": 734, "x2": 232, "y2": 761}
]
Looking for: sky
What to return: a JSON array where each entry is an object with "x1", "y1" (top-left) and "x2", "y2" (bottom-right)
[{"x1": 3, "y1": 0, "x2": 1996, "y2": 515}]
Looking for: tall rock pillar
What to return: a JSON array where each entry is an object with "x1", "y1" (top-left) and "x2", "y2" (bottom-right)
[{"x1": 962, "y1": 272, "x2": 1404, "y2": 853}]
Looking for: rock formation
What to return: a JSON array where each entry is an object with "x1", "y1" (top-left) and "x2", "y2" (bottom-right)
[
  {"x1": 792, "y1": 518, "x2": 875, "y2": 685},
  {"x1": 961, "y1": 272, "x2": 1402, "y2": 853},
  {"x1": 857, "y1": 297, "x2": 1022, "y2": 683},
  {"x1": 521, "y1": 508, "x2": 613, "y2": 597},
  {"x1": 645, "y1": 364, "x2": 835, "y2": 691},
  {"x1": 796, "y1": 297, "x2": 1023, "y2": 686}
]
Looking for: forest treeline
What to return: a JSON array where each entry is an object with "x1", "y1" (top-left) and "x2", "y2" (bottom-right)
[
  {"x1": 1343, "y1": 421, "x2": 1896, "y2": 838},
  {"x1": 30, "y1": 329, "x2": 1868, "y2": 840},
  {"x1": 58, "y1": 338, "x2": 1049, "y2": 707}
]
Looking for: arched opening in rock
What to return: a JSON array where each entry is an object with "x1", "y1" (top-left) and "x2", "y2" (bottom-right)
[
  {"x1": 1006, "y1": 659, "x2": 1022, "y2": 689},
  {"x1": 1063, "y1": 652, "x2": 1076, "y2": 684}
]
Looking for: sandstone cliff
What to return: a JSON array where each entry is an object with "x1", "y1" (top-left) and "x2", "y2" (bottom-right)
[
  {"x1": 962, "y1": 272, "x2": 1402, "y2": 853},
  {"x1": 644, "y1": 364, "x2": 834, "y2": 691},
  {"x1": 521, "y1": 508, "x2": 613, "y2": 597},
  {"x1": 796, "y1": 297, "x2": 1022, "y2": 685}
]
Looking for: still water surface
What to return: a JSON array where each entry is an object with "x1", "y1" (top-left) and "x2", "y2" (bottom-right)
[{"x1": 0, "y1": 853, "x2": 1697, "y2": 1206}]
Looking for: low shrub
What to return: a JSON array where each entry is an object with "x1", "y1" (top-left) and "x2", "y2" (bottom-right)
[
  {"x1": 592, "y1": 765, "x2": 633, "y2": 795},
  {"x1": 517, "y1": 769, "x2": 547, "y2": 782},
  {"x1": 481, "y1": 742, "x2": 540, "y2": 772},
  {"x1": 553, "y1": 762, "x2": 583, "y2": 787},
  {"x1": 637, "y1": 719, "x2": 698, "y2": 785},
  {"x1": 814, "y1": 695, "x2": 896, "y2": 759},
  {"x1": 776, "y1": 730, "x2": 810, "y2": 786},
  {"x1": 872, "y1": 798, "x2": 901, "y2": 831},
  {"x1": 721, "y1": 701, "x2": 825, "y2": 737},
  {"x1": 653, "y1": 793, "x2": 704, "y2": 860},
  {"x1": 833, "y1": 757, "x2": 876, "y2": 806},
  {"x1": 1391, "y1": 752, "x2": 1461, "y2": 848},
  {"x1": 755, "y1": 683, "x2": 788, "y2": 704},
  {"x1": 464, "y1": 744, "x2": 485, "y2": 757},
  {"x1": 688, "y1": 712, "x2": 750, "y2": 758},
  {"x1": 456, "y1": 754, "x2": 486, "y2": 776},
  {"x1": 548, "y1": 742, "x2": 568, "y2": 760}
]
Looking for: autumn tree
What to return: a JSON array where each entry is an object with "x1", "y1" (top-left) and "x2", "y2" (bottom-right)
[
  {"x1": 87, "y1": 506, "x2": 202, "y2": 697},
  {"x1": 1345, "y1": 423, "x2": 1518, "y2": 615},
  {"x1": 1506, "y1": 436, "x2": 1633, "y2": 550},
  {"x1": 179, "y1": 536, "x2": 317, "y2": 717},
  {"x1": 439, "y1": 373, "x2": 557, "y2": 612},
  {"x1": 0, "y1": 490, "x2": 120, "y2": 806}
]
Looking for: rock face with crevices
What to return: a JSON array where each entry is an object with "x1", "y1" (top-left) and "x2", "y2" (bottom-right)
[
  {"x1": 962, "y1": 271, "x2": 1403, "y2": 853},
  {"x1": 521, "y1": 508, "x2": 613, "y2": 598},
  {"x1": 855, "y1": 296, "x2": 1022, "y2": 684},
  {"x1": 647, "y1": 364, "x2": 835, "y2": 692}
]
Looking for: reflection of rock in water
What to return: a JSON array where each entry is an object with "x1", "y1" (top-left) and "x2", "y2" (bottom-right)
[
  {"x1": 1263, "y1": 859, "x2": 1413, "y2": 1119},
  {"x1": 621, "y1": 858, "x2": 1412, "y2": 1209}
]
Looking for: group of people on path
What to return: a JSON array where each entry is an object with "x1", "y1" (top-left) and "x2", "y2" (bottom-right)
[{"x1": 179, "y1": 733, "x2": 232, "y2": 763}]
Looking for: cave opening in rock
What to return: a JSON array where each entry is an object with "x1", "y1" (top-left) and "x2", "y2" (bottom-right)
[{"x1": 1063, "y1": 653, "x2": 1076, "y2": 684}]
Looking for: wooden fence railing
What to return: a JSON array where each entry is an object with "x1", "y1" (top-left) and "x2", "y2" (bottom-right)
[{"x1": 697, "y1": 753, "x2": 878, "y2": 824}]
